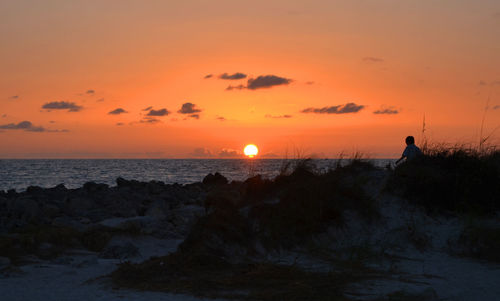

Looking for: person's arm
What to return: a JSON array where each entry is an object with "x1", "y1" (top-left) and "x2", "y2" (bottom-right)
[{"x1": 396, "y1": 147, "x2": 408, "y2": 165}]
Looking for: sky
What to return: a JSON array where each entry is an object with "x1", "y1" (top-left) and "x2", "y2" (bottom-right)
[{"x1": 1, "y1": 0, "x2": 499, "y2": 158}]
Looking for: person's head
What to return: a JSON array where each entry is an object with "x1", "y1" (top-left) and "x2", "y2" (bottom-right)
[{"x1": 405, "y1": 136, "x2": 415, "y2": 145}]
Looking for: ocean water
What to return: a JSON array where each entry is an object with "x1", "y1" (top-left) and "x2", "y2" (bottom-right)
[{"x1": 0, "y1": 159, "x2": 395, "y2": 192}]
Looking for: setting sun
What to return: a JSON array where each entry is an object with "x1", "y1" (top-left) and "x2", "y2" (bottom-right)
[{"x1": 244, "y1": 144, "x2": 259, "y2": 158}]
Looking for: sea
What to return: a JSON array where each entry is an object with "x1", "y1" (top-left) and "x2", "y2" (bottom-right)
[{"x1": 0, "y1": 159, "x2": 395, "y2": 192}]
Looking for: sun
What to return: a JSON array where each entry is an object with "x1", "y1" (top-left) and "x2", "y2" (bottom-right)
[{"x1": 244, "y1": 144, "x2": 259, "y2": 158}]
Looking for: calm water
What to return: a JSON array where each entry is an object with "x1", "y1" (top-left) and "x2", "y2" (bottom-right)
[{"x1": 0, "y1": 159, "x2": 394, "y2": 192}]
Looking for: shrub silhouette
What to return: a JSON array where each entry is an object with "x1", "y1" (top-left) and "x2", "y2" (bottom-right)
[{"x1": 388, "y1": 148, "x2": 500, "y2": 215}]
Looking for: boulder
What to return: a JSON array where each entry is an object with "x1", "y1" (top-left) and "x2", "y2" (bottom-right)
[
  {"x1": 202, "y1": 172, "x2": 228, "y2": 186},
  {"x1": 7, "y1": 196, "x2": 41, "y2": 222}
]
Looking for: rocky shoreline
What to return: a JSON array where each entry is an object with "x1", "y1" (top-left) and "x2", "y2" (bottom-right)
[{"x1": 1, "y1": 158, "x2": 500, "y2": 300}]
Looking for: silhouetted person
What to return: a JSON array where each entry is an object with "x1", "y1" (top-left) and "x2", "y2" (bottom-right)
[{"x1": 396, "y1": 136, "x2": 422, "y2": 164}]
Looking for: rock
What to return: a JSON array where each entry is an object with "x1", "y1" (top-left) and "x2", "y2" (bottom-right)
[
  {"x1": 83, "y1": 181, "x2": 109, "y2": 192},
  {"x1": 7, "y1": 196, "x2": 40, "y2": 222},
  {"x1": 145, "y1": 200, "x2": 168, "y2": 219},
  {"x1": 64, "y1": 196, "x2": 95, "y2": 216},
  {"x1": 52, "y1": 216, "x2": 86, "y2": 231},
  {"x1": 26, "y1": 185, "x2": 44, "y2": 194},
  {"x1": 202, "y1": 172, "x2": 228, "y2": 186},
  {"x1": 146, "y1": 181, "x2": 165, "y2": 194},
  {"x1": 42, "y1": 204, "x2": 61, "y2": 218},
  {"x1": 100, "y1": 242, "x2": 140, "y2": 259}
]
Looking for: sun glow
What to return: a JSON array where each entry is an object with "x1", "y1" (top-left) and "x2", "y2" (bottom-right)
[{"x1": 244, "y1": 144, "x2": 259, "y2": 158}]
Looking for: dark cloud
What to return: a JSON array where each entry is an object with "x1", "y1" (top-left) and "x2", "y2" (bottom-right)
[
  {"x1": 479, "y1": 80, "x2": 500, "y2": 86},
  {"x1": 140, "y1": 117, "x2": 161, "y2": 124},
  {"x1": 218, "y1": 148, "x2": 240, "y2": 158},
  {"x1": 216, "y1": 116, "x2": 226, "y2": 121},
  {"x1": 0, "y1": 120, "x2": 67, "y2": 132},
  {"x1": 142, "y1": 106, "x2": 153, "y2": 111},
  {"x1": 301, "y1": 102, "x2": 365, "y2": 114},
  {"x1": 42, "y1": 101, "x2": 83, "y2": 112},
  {"x1": 305, "y1": 81, "x2": 315, "y2": 85},
  {"x1": 261, "y1": 152, "x2": 279, "y2": 158},
  {"x1": 188, "y1": 114, "x2": 200, "y2": 119},
  {"x1": 226, "y1": 84, "x2": 246, "y2": 91},
  {"x1": 108, "y1": 108, "x2": 128, "y2": 115},
  {"x1": 96, "y1": 98, "x2": 105, "y2": 102},
  {"x1": 8, "y1": 95, "x2": 19, "y2": 100},
  {"x1": 147, "y1": 108, "x2": 170, "y2": 116},
  {"x1": 265, "y1": 114, "x2": 293, "y2": 119},
  {"x1": 178, "y1": 102, "x2": 202, "y2": 114},
  {"x1": 2, "y1": 114, "x2": 7, "y2": 118},
  {"x1": 247, "y1": 75, "x2": 292, "y2": 90},
  {"x1": 49, "y1": 120, "x2": 55, "y2": 123},
  {"x1": 190, "y1": 148, "x2": 213, "y2": 158},
  {"x1": 373, "y1": 107, "x2": 399, "y2": 115},
  {"x1": 204, "y1": 74, "x2": 213, "y2": 79},
  {"x1": 86, "y1": 89, "x2": 95, "y2": 95},
  {"x1": 225, "y1": 75, "x2": 292, "y2": 90},
  {"x1": 219, "y1": 72, "x2": 247, "y2": 80},
  {"x1": 363, "y1": 57, "x2": 384, "y2": 63},
  {"x1": 116, "y1": 122, "x2": 124, "y2": 126},
  {"x1": 493, "y1": 105, "x2": 500, "y2": 110}
]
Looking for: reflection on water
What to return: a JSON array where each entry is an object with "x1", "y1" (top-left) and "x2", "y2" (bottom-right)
[{"x1": 0, "y1": 159, "x2": 395, "y2": 191}]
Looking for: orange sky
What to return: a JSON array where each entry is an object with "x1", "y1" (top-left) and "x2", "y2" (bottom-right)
[{"x1": 1, "y1": 0, "x2": 499, "y2": 158}]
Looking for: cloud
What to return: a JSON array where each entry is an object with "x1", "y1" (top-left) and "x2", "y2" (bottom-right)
[
  {"x1": 147, "y1": 108, "x2": 170, "y2": 116},
  {"x1": 219, "y1": 72, "x2": 247, "y2": 80},
  {"x1": 142, "y1": 106, "x2": 152, "y2": 111},
  {"x1": 86, "y1": 89, "x2": 95, "y2": 95},
  {"x1": 0, "y1": 120, "x2": 68, "y2": 132},
  {"x1": 188, "y1": 114, "x2": 199, "y2": 119},
  {"x1": 178, "y1": 102, "x2": 202, "y2": 114},
  {"x1": 261, "y1": 152, "x2": 280, "y2": 158},
  {"x1": 1, "y1": 114, "x2": 6, "y2": 118},
  {"x1": 363, "y1": 57, "x2": 384, "y2": 63},
  {"x1": 140, "y1": 117, "x2": 161, "y2": 124},
  {"x1": 373, "y1": 106, "x2": 399, "y2": 115},
  {"x1": 108, "y1": 108, "x2": 128, "y2": 115},
  {"x1": 42, "y1": 101, "x2": 83, "y2": 112},
  {"x1": 305, "y1": 81, "x2": 315, "y2": 85},
  {"x1": 204, "y1": 74, "x2": 213, "y2": 79},
  {"x1": 216, "y1": 116, "x2": 226, "y2": 121},
  {"x1": 218, "y1": 148, "x2": 240, "y2": 158},
  {"x1": 247, "y1": 75, "x2": 292, "y2": 90},
  {"x1": 478, "y1": 80, "x2": 500, "y2": 86},
  {"x1": 8, "y1": 95, "x2": 19, "y2": 100},
  {"x1": 226, "y1": 84, "x2": 246, "y2": 91},
  {"x1": 301, "y1": 102, "x2": 365, "y2": 114},
  {"x1": 190, "y1": 147, "x2": 213, "y2": 158},
  {"x1": 96, "y1": 98, "x2": 105, "y2": 102},
  {"x1": 265, "y1": 114, "x2": 293, "y2": 119},
  {"x1": 493, "y1": 105, "x2": 500, "y2": 110},
  {"x1": 116, "y1": 122, "x2": 124, "y2": 126},
  {"x1": 225, "y1": 75, "x2": 292, "y2": 91}
]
